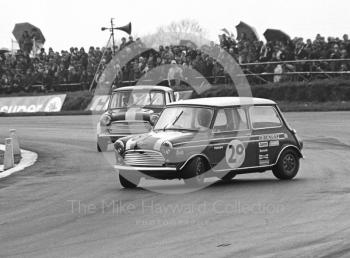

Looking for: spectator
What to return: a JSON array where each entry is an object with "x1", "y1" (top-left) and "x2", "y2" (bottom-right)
[
  {"x1": 3, "y1": 30, "x2": 350, "y2": 94},
  {"x1": 168, "y1": 60, "x2": 183, "y2": 87},
  {"x1": 120, "y1": 37, "x2": 127, "y2": 50}
]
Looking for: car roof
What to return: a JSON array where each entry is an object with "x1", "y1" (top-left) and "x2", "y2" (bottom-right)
[
  {"x1": 168, "y1": 97, "x2": 276, "y2": 107},
  {"x1": 113, "y1": 85, "x2": 173, "y2": 92}
]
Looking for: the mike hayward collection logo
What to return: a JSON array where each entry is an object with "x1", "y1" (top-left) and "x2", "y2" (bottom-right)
[
  {"x1": 68, "y1": 199, "x2": 285, "y2": 217},
  {"x1": 93, "y1": 30, "x2": 254, "y2": 194}
]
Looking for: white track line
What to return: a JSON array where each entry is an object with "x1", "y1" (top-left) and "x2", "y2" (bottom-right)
[{"x1": 0, "y1": 145, "x2": 38, "y2": 179}]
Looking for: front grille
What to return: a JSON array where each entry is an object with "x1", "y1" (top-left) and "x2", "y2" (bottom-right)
[
  {"x1": 124, "y1": 150, "x2": 165, "y2": 167},
  {"x1": 108, "y1": 121, "x2": 151, "y2": 135}
]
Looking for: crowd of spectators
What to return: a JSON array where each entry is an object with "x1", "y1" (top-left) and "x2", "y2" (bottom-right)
[
  {"x1": 225, "y1": 33, "x2": 350, "y2": 81},
  {"x1": 0, "y1": 45, "x2": 111, "y2": 93},
  {"x1": 1, "y1": 32, "x2": 350, "y2": 94}
]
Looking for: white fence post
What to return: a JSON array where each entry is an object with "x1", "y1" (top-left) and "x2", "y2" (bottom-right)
[
  {"x1": 4, "y1": 138, "x2": 14, "y2": 170},
  {"x1": 9, "y1": 129, "x2": 21, "y2": 156}
]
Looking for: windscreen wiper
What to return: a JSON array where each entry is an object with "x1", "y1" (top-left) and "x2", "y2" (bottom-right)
[{"x1": 163, "y1": 110, "x2": 184, "y2": 131}]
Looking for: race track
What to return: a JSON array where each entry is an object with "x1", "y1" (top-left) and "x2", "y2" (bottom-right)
[{"x1": 1, "y1": 112, "x2": 350, "y2": 258}]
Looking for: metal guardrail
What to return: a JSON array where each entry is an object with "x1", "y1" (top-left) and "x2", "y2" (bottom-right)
[
  {"x1": 118, "y1": 71, "x2": 350, "y2": 86},
  {"x1": 239, "y1": 58, "x2": 350, "y2": 66},
  {"x1": 4, "y1": 59, "x2": 350, "y2": 93}
]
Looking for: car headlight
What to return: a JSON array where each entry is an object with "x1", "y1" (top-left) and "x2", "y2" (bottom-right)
[
  {"x1": 100, "y1": 114, "x2": 111, "y2": 126},
  {"x1": 160, "y1": 141, "x2": 173, "y2": 156},
  {"x1": 114, "y1": 140, "x2": 125, "y2": 155}
]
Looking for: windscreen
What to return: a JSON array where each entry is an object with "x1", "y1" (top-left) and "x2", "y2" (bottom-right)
[{"x1": 109, "y1": 90, "x2": 165, "y2": 108}]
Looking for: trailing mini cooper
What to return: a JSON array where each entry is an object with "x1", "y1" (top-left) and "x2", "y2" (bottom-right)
[
  {"x1": 114, "y1": 97, "x2": 303, "y2": 188},
  {"x1": 97, "y1": 85, "x2": 176, "y2": 152}
]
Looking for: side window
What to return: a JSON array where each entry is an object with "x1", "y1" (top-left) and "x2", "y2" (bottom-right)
[
  {"x1": 231, "y1": 108, "x2": 249, "y2": 130},
  {"x1": 249, "y1": 106, "x2": 282, "y2": 129},
  {"x1": 213, "y1": 109, "x2": 228, "y2": 132},
  {"x1": 150, "y1": 92, "x2": 165, "y2": 105}
]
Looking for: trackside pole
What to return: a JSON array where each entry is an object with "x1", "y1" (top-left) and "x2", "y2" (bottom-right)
[
  {"x1": 10, "y1": 129, "x2": 21, "y2": 156},
  {"x1": 4, "y1": 138, "x2": 14, "y2": 170}
]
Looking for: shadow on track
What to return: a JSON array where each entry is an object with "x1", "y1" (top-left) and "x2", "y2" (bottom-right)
[{"x1": 111, "y1": 177, "x2": 308, "y2": 194}]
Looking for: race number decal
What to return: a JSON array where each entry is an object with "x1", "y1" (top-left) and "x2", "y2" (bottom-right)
[{"x1": 225, "y1": 139, "x2": 246, "y2": 168}]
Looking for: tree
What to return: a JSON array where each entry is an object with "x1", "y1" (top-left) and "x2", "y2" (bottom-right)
[{"x1": 142, "y1": 19, "x2": 209, "y2": 48}]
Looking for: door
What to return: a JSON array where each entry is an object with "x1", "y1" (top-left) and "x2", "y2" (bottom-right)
[{"x1": 208, "y1": 107, "x2": 251, "y2": 172}]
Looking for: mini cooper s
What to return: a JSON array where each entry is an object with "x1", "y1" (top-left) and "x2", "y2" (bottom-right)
[
  {"x1": 114, "y1": 97, "x2": 303, "y2": 188},
  {"x1": 97, "y1": 85, "x2": 176, "y2": 152}
]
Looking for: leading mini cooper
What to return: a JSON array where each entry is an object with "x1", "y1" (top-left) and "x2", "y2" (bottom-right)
[
  {"x1": 97, "y1": 85, "x2": 176, "y2": 152},
  {"x1": 114, "y1": 97, "x2": 303, "y2": 188}
]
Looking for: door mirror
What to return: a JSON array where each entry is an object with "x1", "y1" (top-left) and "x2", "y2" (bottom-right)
[{"x1": 150, "y1": 114, "x2": 159, "y2": 126}]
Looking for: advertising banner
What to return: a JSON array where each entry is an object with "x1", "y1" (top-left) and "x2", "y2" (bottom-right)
[
  {"x1": 0, "y1": 94, "x2": 66, "y2": 113},
  {"x1": 86, "y1": 95, "x2": 110, "y2": 112}
]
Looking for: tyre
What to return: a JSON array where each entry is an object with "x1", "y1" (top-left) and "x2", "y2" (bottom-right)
[
  {"x1": 183, "y1": 157, "x2": 207, "y2": 187},
  {"x1": 273, "y1": 149, "x2": 300, "y2": 180},
  {"x1": 97, "y1": 138, "x2": 108, "y2": 152},
  {"x1": 119, "y1": 171, "x2": 140, "y2": 188}
]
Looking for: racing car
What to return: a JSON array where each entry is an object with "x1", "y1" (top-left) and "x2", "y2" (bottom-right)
[
  {"x1": 97, "y1": 85, "x2": 176, "y2": 152},
  {"x1": 113, "y1": 97, "x2": 303, "y2": 188}
]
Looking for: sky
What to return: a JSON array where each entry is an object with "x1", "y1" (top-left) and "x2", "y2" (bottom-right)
[{"x1": 1, "y1": 0, "x2": 350, "y2": 51}]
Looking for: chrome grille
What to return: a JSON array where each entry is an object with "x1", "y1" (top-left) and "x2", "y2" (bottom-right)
[
  {"x1": 124, "y1": 150, "x2": 165, "y2": 167},
  {"x1": 108, "y1": 121, "x2": 151, "y2": 135}
]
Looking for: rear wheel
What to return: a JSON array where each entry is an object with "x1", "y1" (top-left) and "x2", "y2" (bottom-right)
[
  {"x1": 273, "y1": 149, "x2": 300, "y2": 180},
  {"x1": 183, "y1": 157, "x2": 207, "y2": 187},
  {"x1": 97, "y1": 138, "x2": 108, "y2": 152},
  {"x1": 119, "y1": 171, "x2": 140, "y2": 188}
]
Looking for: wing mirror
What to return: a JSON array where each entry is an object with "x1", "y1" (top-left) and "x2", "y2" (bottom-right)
[{"x1": 150, "y1": 114, "x2": 159, "y2": 126}]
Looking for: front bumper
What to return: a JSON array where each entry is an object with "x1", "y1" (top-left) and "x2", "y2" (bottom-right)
[
  {"x1": 114, "y1": 164, "x2": 179, "y2": 179},
  {"x1": 98, "y1": 134, "x2": 127, "y2": 143}
]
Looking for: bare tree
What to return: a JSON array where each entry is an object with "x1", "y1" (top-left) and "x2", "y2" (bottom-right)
[{"x1": 142, "y1": 19, "x2": 209, "y2": 48}]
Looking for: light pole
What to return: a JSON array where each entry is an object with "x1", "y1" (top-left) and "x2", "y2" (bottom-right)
[
  {"x1": 101, "y1": 19, "x2": 132, "y2": 55},
  {"x1": 101, "y1": 18, "x2": 117, "y2": 55}
]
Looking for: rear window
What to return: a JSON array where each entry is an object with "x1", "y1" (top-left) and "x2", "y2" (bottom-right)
[{"x1": 249, "y1": 106, "x2": 281, "y2": 129}]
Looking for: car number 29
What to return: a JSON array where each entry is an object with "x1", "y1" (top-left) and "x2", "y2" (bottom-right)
[{"x1": 225, "y1": 139, "x2": 246, "y2": 168}]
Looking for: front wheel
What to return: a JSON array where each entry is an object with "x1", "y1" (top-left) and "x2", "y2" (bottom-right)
[
  {"x1": 119, "y1": 171, "x2": 140, "y2": 188},
  {"x1": 183, "y1": 157, "x2": 207, "y2": 187},
  {"x1": 273, "y1": 149, "x2": 300, "y2": 180}
]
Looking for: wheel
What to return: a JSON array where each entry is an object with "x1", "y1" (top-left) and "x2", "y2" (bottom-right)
[
  {"x1": 273, "y1": 149, "x2": 300, "y2": 180},
  {"x1": 183, "y1": 157, "x2": 207, "y2": 187},
  {"x1": 119, "y1": 171, "x2": 140, "y2": 188},
  {"x1": 97, "y1": 138, "x2": 108, "y2": 152}
]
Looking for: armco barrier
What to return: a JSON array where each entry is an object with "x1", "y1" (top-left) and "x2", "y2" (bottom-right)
[{"x1": 0, "y1": 94, "x2": 66, "y2": 113}]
